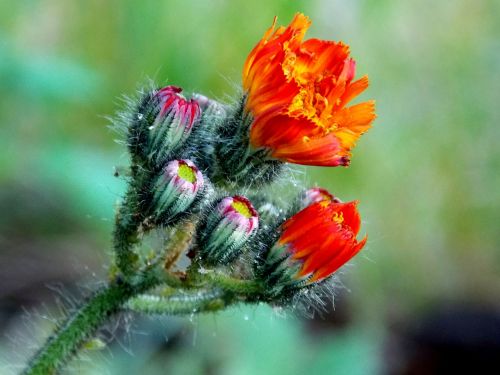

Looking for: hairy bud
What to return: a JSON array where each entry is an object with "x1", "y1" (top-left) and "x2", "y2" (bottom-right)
[
  {"x1": 302, "y1": 187, "x2": 341, "y2": 207},
  {"x1": 213, "y1": 99, "x2": 283, "y2": 187},
  {"x1": 197, "y1": 195, "x2": 259, "y2": 266},
  {"x1": 129, "y1": 86, "x2": 201, "y2": 167},
  {"x1": 152, "y1": 159, "x2": 205, "y2": 224}
]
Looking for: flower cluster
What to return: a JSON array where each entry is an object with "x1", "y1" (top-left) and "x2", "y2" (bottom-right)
[
  {"x1": 117, "y1": 12, "x2": 373, "y2": 306},
  {"x1": 23, "y1": 13, "x2": 377, "y2": 374}
]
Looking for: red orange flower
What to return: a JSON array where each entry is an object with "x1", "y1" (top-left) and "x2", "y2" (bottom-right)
[
  {"x1": 243, "y1": 13, "x2": 375, "y2": 166},
  {"x1": 268, "y1": 198, "x2": 366, "y2": 284}
]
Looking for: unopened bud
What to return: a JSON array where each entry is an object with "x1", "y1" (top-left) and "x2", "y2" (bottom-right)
[
  {"x1": 181, "y1": 93, "x2": 227, "y2": 174},
  {"x1": 302, "y1": 187, "x2": 341, "y2": 206},
  {"x1": 152, "y1": 159, "x2": 204, "y2": 224},
  {"x1": 131, "y1": 86, "x2": 201, "y2": 166},
  {"x1": 197, "y1": 196, "x2": 259, "y2": 265},
  {"x1": 150, "y1": 86, "x2": 201, "y2": 162}
]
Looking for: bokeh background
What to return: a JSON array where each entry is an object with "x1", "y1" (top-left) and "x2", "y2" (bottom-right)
[{"x1": 1, "y1": 0, "x2": 499, "y2": 374}]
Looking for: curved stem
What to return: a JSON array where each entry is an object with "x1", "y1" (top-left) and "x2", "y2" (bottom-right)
[{"x1": 23, "y1": 272, "x2": 162, "y2": 375}]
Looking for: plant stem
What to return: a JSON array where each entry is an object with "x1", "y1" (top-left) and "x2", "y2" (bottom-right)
[
  {"x1": 207, "y1": 273, "x2": 264, "y2": 296},
  {"x1": 23, "y1": 272, "x2": 161, "y2": 375},
  {"x1": 113, "y1": 189, "x2": 142, "y2": 277},
  {"x1": 126, "y1": 289, "x2": 229, "y2": 315}
]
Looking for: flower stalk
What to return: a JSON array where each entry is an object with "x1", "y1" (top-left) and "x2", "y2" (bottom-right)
[
  {"x1": 126, "y1": 289, "x2": 228, "y2": 316},
  {"x1": 23, "y1": 272, "x2": 162, "y2": 375},
  {"x1": 23, "y1": 238, "x2": 261, "y2": 374}
]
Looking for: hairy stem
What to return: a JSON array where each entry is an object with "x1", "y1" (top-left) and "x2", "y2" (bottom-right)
[
  {"x1": 207, "y1": 273, "x2": 264, "y2": 296},
  {"x1": 23, "y1": 272, "x2": 162, "y2": 375},
  {"x1": 126, "y1": 289, "x2": 228, "y2": 315},
  {"x1": 113, "y1": 193, "x2": 141, "y2": 277},
  {"x1": 164, "y1": 221, "x2": 195, "y2": 269}
]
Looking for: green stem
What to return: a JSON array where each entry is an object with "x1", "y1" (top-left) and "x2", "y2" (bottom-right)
[
  {"x1": 113, "y1": 194, "x2": 141, "y2": 277},
  {"x1": 23, "y1": 272, "x2": 162, "y2": 375},
  {"x1": 126, "y1": 289, "x2": 228, "y2": 315},
  {"x1": 185, "y1": 259, "x2": 263, "y2": 295},
  {"x1": 207, "y1": 273, "x2": 264, "y2": 296},
  {"x1": 125, "y1": 272, "x2": 265, "y2": 316}
]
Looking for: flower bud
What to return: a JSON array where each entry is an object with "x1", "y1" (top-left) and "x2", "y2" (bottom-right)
[
  {"x1": 130, "y1": 86, "x2": 201, "y2": 166},
  {"x1": 302, "y1": 187, "x2": 341, "y2": 206},
  {"x1": 152, "y1": 159, "x2": 204, "y2": 224},
  {"x1": 213, "y1": 105, "x2": 283, "y2": 187},
  {"x1": 181, "y1": 93, "x2": 227, "y2": 174},
  {"x1": 197, "y1": 196, "x2": 259, "y2": 266},
  {"x1": 258, "y1": 197, "x2": 366, "y2": 297},
  {"x1": 191, "y1": 93, "x2": 226, "y2": 118},
  {"x1": 149, "y1": 86, "x2": 201, "y2": 163}
]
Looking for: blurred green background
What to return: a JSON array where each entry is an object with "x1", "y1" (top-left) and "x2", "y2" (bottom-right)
[{"x1": 1, "y1": 0, "x2": 499, "y2": 374}]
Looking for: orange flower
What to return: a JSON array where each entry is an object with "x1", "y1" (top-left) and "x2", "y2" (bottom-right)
[
  {"x1": 267, "y1": 199, "x2": 366, "y2": 284},
  {"x1": 243, "y1": 13, "x2": 376, "y2": 166}
]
